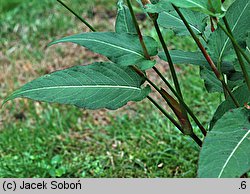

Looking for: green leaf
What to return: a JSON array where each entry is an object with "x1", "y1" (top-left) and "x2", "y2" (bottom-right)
[
  {"x1": 157, "y1": 9, "x2": 206, "y2": 36},
  {"x1": 159, "y1": 50, "x2": 234, "y2": 70},
  {"x1": 247, "y1": 34, "x2": 250, "y2": 48},
  {"x1": 210, "y1": 84, "x2": 250, "y2": 128},
  {"x1": 200, "y1": 67, "x2": 223, "y2": 93},
  {"x1": 200, "y1": 67, "x2": 243, "y2": 93},
  {"x1": 48, "y1": 32, "x2": 158, "y2": 70},
  {"x1": 159, "y1": 50, "x2": 209, "y2": 66},
  {"x1": 198, "y1": 108, "x2": 250, "y2": 178},
  {"x1": 208, "y1": 0, "x2": 250, "y2": 63},
  {"x1": 3, "y1": 62, "x2": 151, "y2": 110},
  {"x1": 149, "y1": 0, "x2": 224, "y2": 17},
  {"x1": 115, "y1": 0, "x2": 137, "y2": 34},
  {"x1": 146, "y1": 0, "x2": 172, "y2": 13},
  {"x1": 222, "y1": 0, "x2": 236, "y2": 11}
]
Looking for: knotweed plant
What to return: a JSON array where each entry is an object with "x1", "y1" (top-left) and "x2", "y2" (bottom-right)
[{"x1": 3, "y1": 0, "x2": 250, "y2": 177}]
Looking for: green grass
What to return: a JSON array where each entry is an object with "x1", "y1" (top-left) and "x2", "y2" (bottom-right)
[
  {"x1": 0, "y1": 101, "x2": 201, "y2": 178},
  {"x1": 0, "y1": 0, "x2": 220, "y2": 177}
]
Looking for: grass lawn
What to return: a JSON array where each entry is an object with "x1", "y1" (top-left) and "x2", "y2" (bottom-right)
[{"x1": 0, "y1": 0, "x2": 220, "y2": 177}]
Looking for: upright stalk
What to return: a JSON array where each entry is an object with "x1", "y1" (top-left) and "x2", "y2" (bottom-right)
[
  {"x1": 138, "y1": 0, "x2": 206, "y2": 136},
  {"x1": 153, "y1": 21, "x2": 183, "y2": 101},
  {"x1": 127, "y1": 0, "x2": 193, "y2": 135},
  {"x1": 147, "y1": 96, "x2": 183, "y2": 133},
  {"x1": 126, "y1": 0, "x2": 151, "y2": 59},
  {"x1": 147, "y1": 96, "x2": 202, "y2": 147},
  {"x1": 153, "y1": 66, "x2": 207, "y2": 136},
  {"x1": 172, "y1": 5, "x2": 240, "y2": 108},
  {"x1": 56, "y1": 0, "x2": 96, "y2": 32},
  {"x1": 133, "y1": 66, "x2": 203, "y2": 146},
  {"x1": 152, "y1": 20, "x2": 194, "y2": 135},
  {"x1": 220, "y1": 18, "x2": 250, "y2": 90}
]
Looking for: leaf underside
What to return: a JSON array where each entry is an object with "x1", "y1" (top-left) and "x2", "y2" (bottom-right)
[
  {"x1": 48, "y1": 32, "x2": 158, "y2": 70},
  {"x1": 4, "y1": 62, "x2": 151, "y2": 110},
  {"x1": 198, "y1": 108, "x2": 250, "y2": 178},
  {"x1": 157, "y1": 8, "x2": 206, "y2": 36}
]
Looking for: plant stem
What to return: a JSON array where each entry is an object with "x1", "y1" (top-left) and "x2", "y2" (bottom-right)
[
  {"x1": 147, "y1": 96, "x2": 202, "y2": 147},
  {"x1": 56, "y1": 0, "x2": 96, "y2": 32},
  {"x1": 152, "y1": 19, "x2": 195, "y2": 135},
  {"x1": 139, "y1": 1, "x2": 206, "y2": 136},
  {"x1": 147, "y1": 96, "x2": 183, "y2": 133},
  {"x1": 189, "y1": 133, "x2": 202, "y2": 147},
  {"x1": 216, "y1": 21, "x2": 250, "y2": 67},
  {"x1": 219, "y1": 18, "x2": 250, "y2": 90},
  {"x1": 153, "y1": 66, "x2": 207, "y2": 136},
  {"x1": 172, "y1": 5, "x2": 240, "y2": 108},
  {"x1": 133, "y1": 66, "x2": 181, "y2": 118},
  {"x1": 127, "y1": 0, "x2": 179, "y2": 109},
  {"x1": 127, "y1": 0, "x2": 204, "y2": 136},
  {"x1": 126, "y1": 0, "x2": 151, "y2": 59},
  {"x1": 153, "y1": 20, "x2": 185, "y2": 106},
  {"x1": 133, "y1": 66, "x2": 203, "y2": 145}
]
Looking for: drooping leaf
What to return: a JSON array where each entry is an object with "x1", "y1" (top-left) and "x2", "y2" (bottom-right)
[
  {"x1": 210, "y1": 84, "x2": 250, "y2": 128},
  {"x1": 157, "y1": 9, "x2": 207, "y2": 36},
  {"x1": 207, "y1": 0, "x2": 250, "y2": 63},
  {"x1": 3, "y1": 62, "x2": 151, "y2": 110},
  {"x1": 115, "y1": 0, "x2": 137, "y2": 34},
  {"x1": 48, "y1": 32, "x2": 158, "y2": 70},
  {"x1": 147, "y1": 0, "x2": 224, "y2": 17},
  {"x1": 198, "y1": 108, "x2": 250, "y2": 178}
]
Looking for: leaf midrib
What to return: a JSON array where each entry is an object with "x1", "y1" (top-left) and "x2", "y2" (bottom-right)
[
  {"x1": 219, "y1": 1, "x2": 250, "y2": 60},
  {"x1": 170, "y1": 52, "x2": 200, "y2": 60},
  {"x1": 13, "y1": 85, "x2": 141, "y2": 95},
  {"x1": 53, "y1": 38, "x2": 144, "y2": 58},
  {"x1": 185, "y1": 0, "x2": 206, "y2": 9},
  {"x1": 162, "y1": 12, "x2": 202, "y2": 34},
  {"x1": 218, "y1": 130, "x2": 250, "y2": 177}
]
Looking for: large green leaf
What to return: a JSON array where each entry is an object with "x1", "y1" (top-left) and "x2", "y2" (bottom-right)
[
  {"x1": 115, "y1": 0, "x2": 136, "y2": 34},
  {"x1": 48, "y1": 32, "x2": 158, "y2": 70},
  {"x1": 198, "y1": 108, "x2": 250, "y2": 178},
  {"x1": 3, "y1": 62, "x2": 151, "y2": 110},
  {"x1": 210, "y1": 84, "x2": 250, "y2": 128},
  {"x1": 208, "y1": 0, "x2": 250, "y2": 63},
  {"x1": 157, "y1": 9, "x2": 206, "y2": 36},
  {"x1": 147, "y1": 0, "x2": 224, "y2": 17}
]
